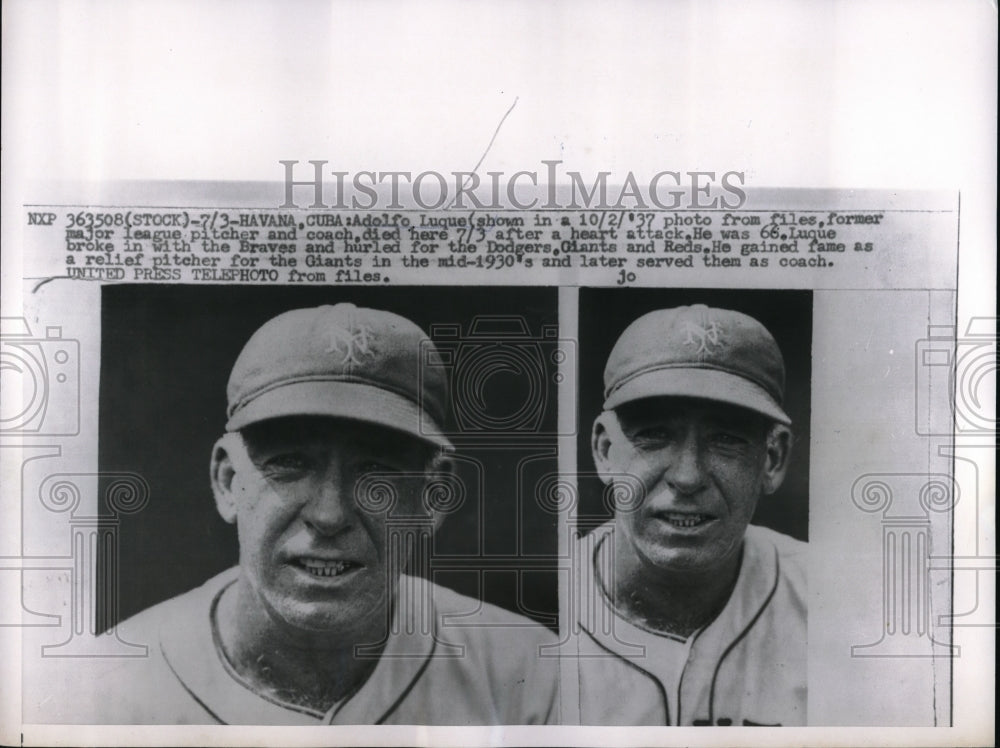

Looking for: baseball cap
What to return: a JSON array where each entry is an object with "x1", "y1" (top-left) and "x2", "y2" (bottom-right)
[
  {"x1": 603, "y1": 304, "x2": 791, "y2": 425},
  {"x1": 225, "y1": 303, "x2": 452, "y2": 448}
]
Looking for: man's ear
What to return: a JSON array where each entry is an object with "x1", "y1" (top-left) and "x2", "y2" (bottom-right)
[
  {"x1": 761, "y1": 424, "x2": 793, "y2": 495},
  {"x1": 591, "y1": 411, "x2": 619, "y2": 486},
  {"x1": 423, "y1": 453, "x2": 456, "y2": 533},
  {"x1": 210, "y1": 435, "x2": 240, "y2": 524}
]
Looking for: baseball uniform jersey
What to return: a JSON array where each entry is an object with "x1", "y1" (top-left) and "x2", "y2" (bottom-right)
[
  {"x1": 44, "y1": 568, "x2": 560, "y2": 724},
  {"x1": 566, "y1": 522, "x2": 807, "y2": 725}
]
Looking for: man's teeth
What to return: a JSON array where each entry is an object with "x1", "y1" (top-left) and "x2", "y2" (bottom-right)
[
  {"x1": 664, "y1": 514, "x2": 708, "y2": 528},
  {"x1": 301, "y1": 559, "x2": 353, "y2": 577}
]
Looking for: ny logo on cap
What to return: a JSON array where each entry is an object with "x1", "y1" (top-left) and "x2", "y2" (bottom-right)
[
  {"x1": 681, "y1": 320, "x2": 725, "y2": 356},
  {"x1": 326, "y1": 323, "x2": 376, "y2": 365}
]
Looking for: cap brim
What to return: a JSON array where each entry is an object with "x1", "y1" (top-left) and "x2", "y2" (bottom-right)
[
  {"x1": 604, "y1": 367, "x2": 791, "y2": 425},
  {"x1": 226, "y1": 380, "x2": 453, "y2": 449}
]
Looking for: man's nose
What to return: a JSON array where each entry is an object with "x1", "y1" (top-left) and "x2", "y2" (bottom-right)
[
  {"x1": 300, "y1": 469, "x2": 355, "y2": 536},
  {"x1": 662, "y1": 433, "x2": 708, "y2": 495}
]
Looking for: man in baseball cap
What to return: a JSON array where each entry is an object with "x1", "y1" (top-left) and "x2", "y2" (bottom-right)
[
  {"x1": 569, "y1": 304, "x2": 807, "y2": 726},
  {"x1": 58, "y1": 303, "x2": 558, "y2": 725}
]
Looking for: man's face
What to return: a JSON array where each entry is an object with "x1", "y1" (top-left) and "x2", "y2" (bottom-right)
[
  {"x1": 593, "y1": 397, "x2": 789, "y2": 577},
  {"x1": 213, "y1": 416, "x2": 437, "y2": 637}
]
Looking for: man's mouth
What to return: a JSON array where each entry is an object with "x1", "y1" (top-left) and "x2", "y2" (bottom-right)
[
  {"x1": 296, "y1": 559, "x2": 361, "y2": 578},
  {"x1": 659, "y1": 512, "x2": 713, "y2": 529}
]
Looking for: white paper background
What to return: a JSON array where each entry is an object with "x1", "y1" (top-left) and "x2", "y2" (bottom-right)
[{"x1": 2, "y1": 0, "x2": 995, "y2": 745}]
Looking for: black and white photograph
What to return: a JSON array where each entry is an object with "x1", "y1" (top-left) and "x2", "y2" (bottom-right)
[
  {"x1": 567, "y1": 289, "x2": 811, "y2": 726},
  {"x1": 47, "y1": 285, "x2": 564, "y2": 725},
  {"x1": 1, "y1": 2, "x2": 994, "y2": 747}
]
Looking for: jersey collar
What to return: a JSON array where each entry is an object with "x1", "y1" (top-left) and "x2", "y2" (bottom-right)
[
  {"x1": 158, "y1": 567, "x2": 436, "y2": 724},
  {"x1": 577, "y1": 523, "x2": 780, "y2": 658}
]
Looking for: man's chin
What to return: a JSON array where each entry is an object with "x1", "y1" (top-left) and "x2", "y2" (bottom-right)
[
  {"x1": 634, "y1": 535, "x2": 744, "y2": 579},
  {"x1": 631, "y1": 537, "x2": 719, "y2": 576},
  {"x1": 275, "y1": 602, "x2": 388, "y2": 638},
  {"x1": 257, "y1": 564, "x2": 393, "y2": 628}
]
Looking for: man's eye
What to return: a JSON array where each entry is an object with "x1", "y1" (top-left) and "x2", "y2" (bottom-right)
[
  {"x1": 633, "y1": 427, "x2": 673, "y2": 442},
  {"x1": 712, "y1": 432, "x2": 749, "y2": 447},
  {"x1": 262, "y1": 454, "x2": 311, "y2": 476}
]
